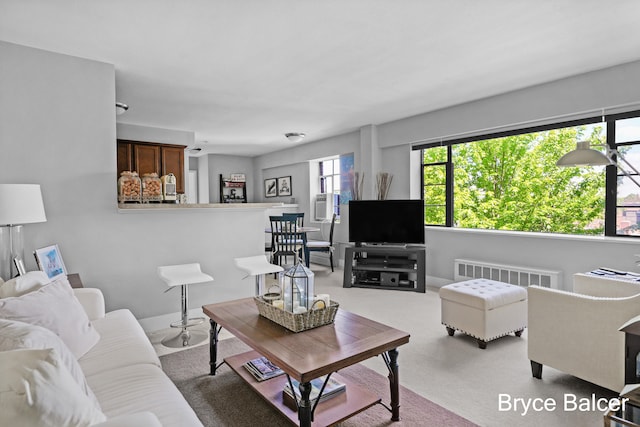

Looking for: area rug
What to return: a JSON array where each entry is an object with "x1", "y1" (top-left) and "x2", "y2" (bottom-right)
[{"x1": 160, "y1": 338, "x2": 478, "y2": 426}]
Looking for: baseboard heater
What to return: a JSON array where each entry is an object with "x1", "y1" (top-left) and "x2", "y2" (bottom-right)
[{"x1": 453, "y1": 258, "x2": 561, "y2": 289}]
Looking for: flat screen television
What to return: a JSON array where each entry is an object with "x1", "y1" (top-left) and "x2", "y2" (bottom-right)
[{"x1": 348, "y1": 200, "x2": 425, "y2": 244}]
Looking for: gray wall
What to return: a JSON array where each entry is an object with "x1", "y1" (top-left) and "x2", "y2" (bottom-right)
[
  {"x1": 207, "y1": 154, "x2": 255, "y2": 202},
  {"x1": 0, "y1": 42, "x2": 266, "y2": 326},
  {"x1": 116, "y1": 122, "x2": 194, "y2": 147},
  {"x1": 253, "y1": 131, "x2": 361, "y2": 260}
]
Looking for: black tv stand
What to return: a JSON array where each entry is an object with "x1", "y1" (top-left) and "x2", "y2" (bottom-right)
[{"x1": 343, "y1": 244, "x2": 426, "y2": 293}]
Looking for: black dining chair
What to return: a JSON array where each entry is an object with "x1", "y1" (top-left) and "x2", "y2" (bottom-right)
[
  {"x1": 269, "y1": 215, "x2": 304, "y2": 268},
  {"x1": 305, "y1": 213, "x2": 336, "y2": 272},
  {"x1": 282, "y1": 212, "x2": 304, "y2": 227}
]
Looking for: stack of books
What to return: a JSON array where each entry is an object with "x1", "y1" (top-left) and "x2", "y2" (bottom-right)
[
  {"x1": 243, "y1": 356, "x2": 284, "y2": 382},
  {"x1": 283, "y1": 375, "x2": 346, "y2": 408}
]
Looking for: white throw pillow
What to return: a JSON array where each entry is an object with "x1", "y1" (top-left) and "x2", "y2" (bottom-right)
[
  {"x1": 0, "y1": 270, "x2": 50, "y2": 298},
  {"x1": 0, "y1": 318, "x2": 100, "y2": 408},
  {"x1": 0, "y1": 348, "x2": 106, "y2": 427},
  {"x1": 0, "y1": 278, "x2": 100, "y2": 358}
]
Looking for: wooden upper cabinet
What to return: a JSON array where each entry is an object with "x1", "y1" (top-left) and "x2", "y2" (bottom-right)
[
  {"x1": 134, "y1": 144, "x2": 162, "y2": 176},
  {"x1": 161, "y1": 146, "x2": 185, "y2": 194},
  {"x1": 117, "y1": 142, "x2": 133, "y2": 175},
  {"x1": 116, "y1": 139, "x2": 186, "y2": 194}
]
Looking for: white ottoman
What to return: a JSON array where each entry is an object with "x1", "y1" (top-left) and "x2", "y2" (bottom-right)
[{"x1": 439, "y1": 279, "x2": 527, "y2": 349}]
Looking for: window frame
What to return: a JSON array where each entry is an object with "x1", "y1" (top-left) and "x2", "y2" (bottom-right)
[
  {"x1": 419, "y1": 110, "x2": 640, "y2": 238},
  {"x1": 318, "y1": 157, "x2": 341, "y2": 219}
]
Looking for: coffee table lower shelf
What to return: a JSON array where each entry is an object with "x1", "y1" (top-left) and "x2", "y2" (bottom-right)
[{"x1": 225, "y1": 350, "x2": 381, "y2": 426}]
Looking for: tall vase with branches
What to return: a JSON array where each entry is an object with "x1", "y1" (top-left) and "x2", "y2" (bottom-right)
[
  {"x1": 350, "y1": 171, "x2": 364, "y2": 201},
  {"x1": 376, "y1": 172, "x2": 393, "y2": 200}
]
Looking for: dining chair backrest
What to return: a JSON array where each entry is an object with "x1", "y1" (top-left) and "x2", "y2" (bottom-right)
[
  {"x1": 282, "y1": 212, "x2": 304, "y2": 227},
  {"x1": 269, "y1": 215, "x2": 302, "y2": 263},
  {"x1": 328, "y1": 213, "x2": 336, "y2": 244}
]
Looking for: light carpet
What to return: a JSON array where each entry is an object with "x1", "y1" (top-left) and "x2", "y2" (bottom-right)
[{"x1": 160, "y1": 337, "x2": 478, "y2": 426}]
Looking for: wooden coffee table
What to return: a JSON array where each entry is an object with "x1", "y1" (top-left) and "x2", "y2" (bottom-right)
[{"x1": 202, "y1": 298, "x2": 410, "y2": 427}]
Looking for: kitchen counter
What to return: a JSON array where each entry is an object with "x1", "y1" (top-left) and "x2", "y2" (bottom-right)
[{"x1": 118, "y1": 202, "x2": 285, "y2": 212}]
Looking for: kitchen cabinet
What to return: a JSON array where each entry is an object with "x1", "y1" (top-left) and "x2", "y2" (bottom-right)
[
  {"x1": 117, "y1": 140, "x2": 186, "y2": 194},
  {"x1": 134, "y1": 143, "x2": 161, "y2": 176},
  {"x1": 117, "y1": 142, "x2": 133, "y2": 173},
  {"x1": 161, "y1": 146, "x2": 185, "y2": 194}
]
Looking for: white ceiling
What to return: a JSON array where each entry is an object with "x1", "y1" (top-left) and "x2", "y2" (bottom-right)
[{"x1": 2, "y1": 1, "x2": 640, "y2": 156}]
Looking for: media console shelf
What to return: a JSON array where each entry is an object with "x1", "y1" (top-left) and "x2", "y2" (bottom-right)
[{"x1": 343, "y1": 245, "x2": 426, "y2": 293}]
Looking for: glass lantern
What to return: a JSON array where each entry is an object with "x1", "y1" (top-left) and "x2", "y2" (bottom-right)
[{"x1": 280, "y1": 261, "x2": 315, "y2": 313}]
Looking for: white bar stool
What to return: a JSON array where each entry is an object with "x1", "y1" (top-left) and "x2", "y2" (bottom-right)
[
  {"x1": 234, "y1": 255, "x2": 283, "y2": 296},
  {"x1": 158, "y1": 263, "x2": 214, "y2": 347}
]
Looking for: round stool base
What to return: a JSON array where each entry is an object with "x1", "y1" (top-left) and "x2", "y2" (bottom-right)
[{"x1": 162, "y1": 329, "x2": 208, "y2": 348}]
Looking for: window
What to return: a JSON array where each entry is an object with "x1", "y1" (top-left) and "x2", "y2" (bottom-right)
[
  {"x1": 319, "y1": 158, "x2": 340, "y2": 218},
  {"x1": 420, "y1": 112, "x2": 640, "y2": 237},
  {"x1": 422, "y1": 146, "x2": 450, "y2": 226}
]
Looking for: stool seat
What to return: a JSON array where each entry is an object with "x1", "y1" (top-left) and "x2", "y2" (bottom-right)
[
  {"x1": 158, "y1": 263, "x2": 213, "y2": 288},
  {"x1": 234, "y1": 255, "x2": 283, "y2": 277},
  {"x1": 234, "y1": 255, "x2": 283, "y2": 296},
  {"x1": 158, "y1": 263, "x2": 213, "y2": 348}
]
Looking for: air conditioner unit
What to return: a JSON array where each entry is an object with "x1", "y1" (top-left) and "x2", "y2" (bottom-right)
[{"x1": 315, "y1": 193, "x2": 334, "y2": 220}]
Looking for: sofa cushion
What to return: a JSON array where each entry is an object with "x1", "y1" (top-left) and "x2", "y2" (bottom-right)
[
  {"x1": 0, "y1": 270, "x2": 49, "y2": 298},
  {"x1": 87, "y1": 363, "x2": 203, "y2": 427},
  {"x1": 92, "y1": 412, "x2": 163, "y2": 427},
  {"x1": 0, "y1": 277, "x2": 100, "y2": 358},
  {"x1": 0, "y1": 318, "x2": 100, "y2": 408},
  {"x1": 0, "y1": 348, "x2": 106, "y2": 427},
  {"x1": 79, "y1": 309, "x2": 161, "y2": 377}
]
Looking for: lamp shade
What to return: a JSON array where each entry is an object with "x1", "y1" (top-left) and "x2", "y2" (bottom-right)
[
  {"x1": 556, "y1": 141, "x2": 612, "y2": 167},
  {"x1": 0, "y1": 184, "x2": 47, "y2": 225}
]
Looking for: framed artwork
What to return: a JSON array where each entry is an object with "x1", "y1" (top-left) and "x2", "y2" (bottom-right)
[
  {"x1": 264, "y1": 178, "x2": 277, "y2": 198},
  {"x1": 34, "y1": 244, "x2": 67, "y2": 280},
  {"x1": 277, "y1": 176, "x2": 292, "y2": 197}
]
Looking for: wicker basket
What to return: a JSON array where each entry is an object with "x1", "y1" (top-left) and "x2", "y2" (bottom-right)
[{"x1": 254, "y1": 296, "x2": 339, "y2": 333}]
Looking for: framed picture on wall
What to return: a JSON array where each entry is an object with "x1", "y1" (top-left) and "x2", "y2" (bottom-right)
[
  {"x1": 34, "y1": 244, "x2": 67, "y2": 280},
  {"x1": 264, "y1": 178, "x2": 277, "y2": 198},
  {"x1": 277, "y1": 176, "x2": 292, "y2": 197}
]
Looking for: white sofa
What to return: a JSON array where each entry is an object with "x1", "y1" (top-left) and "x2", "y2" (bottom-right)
[
  {"x1": 0, "y1": 272, "x2": 203, "y2": 426},
  {"x1": 528, "y1": 273, "x2": 640, "y2": 392}
]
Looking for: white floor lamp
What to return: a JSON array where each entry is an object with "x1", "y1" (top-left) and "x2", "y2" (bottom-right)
[{"x1": 0, "y1": 184, "x2": 47, "y2": 280}]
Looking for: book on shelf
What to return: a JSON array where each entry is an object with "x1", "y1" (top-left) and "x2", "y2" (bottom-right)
[
  {"x1": 282, "y1": 375, "x2": 346, "y2": 408},
  {"x1": 243, "y1": 356, "x2": 284, "y2": 382}
]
